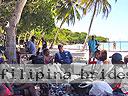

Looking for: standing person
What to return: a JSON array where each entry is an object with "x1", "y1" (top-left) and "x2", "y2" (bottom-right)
[
  {"x1": 113, "y1": 41, "x2": 116, "y2": 50},
  {"x1": 55, "y1": 44, "x2": 73, "y2": 72},
  {"x1": 42, "y1": 37, "x2": 47, "y2": 50},
  {"x1": 88, "y1": 35, "x2": 99, "y2": 62},
  {"x1": 27, "y1": 36, "x2": 36, "y2": 55}
]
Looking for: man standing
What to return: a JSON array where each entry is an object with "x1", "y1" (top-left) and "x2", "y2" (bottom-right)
[{"x1": 88, "y1": 35, "x2": 99, "y2": 62}]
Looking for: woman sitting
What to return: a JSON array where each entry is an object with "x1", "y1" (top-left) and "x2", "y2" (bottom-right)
[
  {"x1": 43, "y1": 48, "x2": 54, "y2": 64},
  {"x1": 99, "y1": 50, "x2": 110, "y2": 64}
]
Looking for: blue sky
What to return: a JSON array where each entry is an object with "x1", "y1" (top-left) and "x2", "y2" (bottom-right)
[{"x1": 56, "y1": 0, "x2": 128, "y2": 41}]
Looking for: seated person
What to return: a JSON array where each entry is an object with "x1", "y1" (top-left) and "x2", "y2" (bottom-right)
[
  {"x1": 13, "y1": 83, "x2": 37, "y2": 96},
  {"x1": 43, "y1": 48, "x2": 54, "y2": 64},
  {"x1": 30, "y1": 48, "x2": 54, "y2": 64},
  {"x1": 89, "y1": 50, "x2": 101, "y2": 64},
  {"x1": 95, "y1": 50, "x2": 102, "y2": 64},
  {"x1": 26, "y1": 36, "x2": 36, "y2": 55},
  {"x1": 124, "y1": 55, "x2": 128, "y2": 64},
  {"x1": 54, "y1": 44, "x2": 73, "y2": 72},
  {"x1": 99, "y1": 50, "x2": 110, "y2": 64},
  {"x1": 55, "y1": 44, "x2": 72, "y2": 64},
  {"x1": 108, "y1": 53, "x2": 124, "y2": 95}
]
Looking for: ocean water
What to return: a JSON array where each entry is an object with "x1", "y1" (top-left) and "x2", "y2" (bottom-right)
[
  {"x1": 100, "y1": 41, "x2": 128, "y2": 51},
  {"x1": 62, "y1": 41, "x2": 128, "y2": 51}
]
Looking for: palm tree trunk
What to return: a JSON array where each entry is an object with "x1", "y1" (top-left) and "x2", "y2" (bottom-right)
[
  {"x1": 49, "y1": 11, "x2": 70, "y2": 49},
  {"x1": 5, "y1": 0, "x2": 27, "y2": 64},
  {"x1": 49, "y1": 28, "x2": 60, "y2": 49},
  {"x1": 49, "y1": 21, "x2": 64, "y2": 49},
  {"x1": 82, "y1": 2, "x2": 97, "y2": 51}
]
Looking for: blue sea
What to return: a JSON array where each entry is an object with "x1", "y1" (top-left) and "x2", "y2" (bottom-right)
[
  {"x1": 59, "y1": 41, "x2": 128, "y2": 52},
  {"x1": 100, "y1": 41, "x2": 128, "y2": 51}
]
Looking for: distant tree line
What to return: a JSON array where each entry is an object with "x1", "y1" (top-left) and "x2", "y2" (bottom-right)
[{"x1": 15, "y1": 27, "x2": 109, "y2": 45}]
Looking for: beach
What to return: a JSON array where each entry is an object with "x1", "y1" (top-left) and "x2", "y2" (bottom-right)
[{"x1": 49, "y1": 44, "x2": 128, "y2": 63}]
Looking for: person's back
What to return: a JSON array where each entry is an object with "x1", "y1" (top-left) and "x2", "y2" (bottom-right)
[
  {"x1": 27, "y1": 36, "x2": 36, "y2": 55},
  {"x1": 28, "y1": 41, "x2": 36, "y2": 54}
]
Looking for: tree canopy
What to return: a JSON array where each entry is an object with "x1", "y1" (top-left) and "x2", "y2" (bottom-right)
[
  {"x1": 18, "y1": 0, "x2": 55, "y2": 34},
  {"x1": 0, "y1": 0, "x2": 116, "y2": 45}
]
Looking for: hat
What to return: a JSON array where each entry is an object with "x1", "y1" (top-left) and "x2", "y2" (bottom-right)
[
  {"x1": 58, "y1": 44, "x2": 63, "y2": 48},
  {"x1": 109, "y1": 53, "x2": 122, "y2": 63}
]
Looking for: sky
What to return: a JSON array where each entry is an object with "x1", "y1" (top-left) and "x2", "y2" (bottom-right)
[{"x1": 56, "y1": 0, "x2": 128, "y2": 41}]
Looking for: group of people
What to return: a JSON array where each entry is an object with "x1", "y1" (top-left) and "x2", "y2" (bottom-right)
[
  {"x1": 1, "y1": 35, "x2": 128, "y2": 96},
  {"x1": 88, "y1": 35, "x2": 128, "y2": 64},
  {"x1": 87, "y1": 35, "x2": 128, "y2": 95},
  {"x1": 24, "y1": 36, "x2": 73, "y2": 65}
]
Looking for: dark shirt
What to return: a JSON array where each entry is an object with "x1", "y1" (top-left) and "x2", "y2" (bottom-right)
[
  {"x1": 42, "y1": 41, "x2": 47, "y2": 50},
  {"x1": 55, "y1": 51, "x2": 72, "y2": 64}
]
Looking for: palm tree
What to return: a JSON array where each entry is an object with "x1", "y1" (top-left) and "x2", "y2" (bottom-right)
[
  {"x1": 49, "y1": 0, "x2": 82, "y2": 48},
  {"x1": 81, "y1": 0, "x2": 117, "y2": 50},
  {"x1": 50, "y1": 0, "x2": 117, "y2": 49}
]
